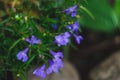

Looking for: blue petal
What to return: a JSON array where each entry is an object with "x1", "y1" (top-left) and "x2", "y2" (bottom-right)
[{"x1": 33, "y1": 64, "x2": 46, "y2": 79}]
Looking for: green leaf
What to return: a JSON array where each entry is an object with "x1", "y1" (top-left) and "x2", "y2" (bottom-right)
[
  {"x1": 21, "y1": 71, "x2": 27, "y2": 80},
  {"x1": 8, "y1": 39, "x2": 21, "y2": 53},
  {"x1": 114, "y1": 0, "x2": 120, "y2": 25},
  {"x1": 53, "y1": 0, "x2": 64, "y2": 8},
  {"x1": 0, "y1": 18, "x2": 10, "y2": 26},
  {"x1": 80, "y1": 0, "x2": 118, "y2": 33},
  {"x1": 80, "y1": 5, "x2": 95, "y2": 20},
  {"x1": 1, "y1": 27, "x2": 15, "y2": 34},
  {"x1": 114, "y1": 0, "x2": 120, "y2": 16},
  {"x1": 23, "y1": 55, "x2": 36, "y2": 69},
  {"x1": 7, "y1": 39, "x2": 21, "y2": 62}
]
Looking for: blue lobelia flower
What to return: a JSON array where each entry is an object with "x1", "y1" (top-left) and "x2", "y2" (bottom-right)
[
  {"x1": 73, "y1": 34, "x2": 83, "y2": 44},
  {"x1": 46, "y1": 50, "x2": 64, "y2": 74},
  {"x1": 17, "y1": 48, "x2": 29, "y2": 62},
  {"x1": 46, "y1": 59, "x2": 64, "y2": 74},
  {"x1": 55, "y1": 32, "x2": 70, "y2": 46},
  {"x1": 53, "y1": 57, "x2": 64, "y2": 68},
  {"x1": 26, "y1": 35, "x2": 41, "y2": 45},
  {"x1": 67, "y1": 21, "x2": 80, "y2": 33},
  {"x1": 33, "y1": 64, "x2": 46, "y2": 79},
  {"x1": 63, "y1": 5, "x2": 78, "y2": 17},
  {"x1": 49, "y1": 50, "x2": 63, "y2": 59}
]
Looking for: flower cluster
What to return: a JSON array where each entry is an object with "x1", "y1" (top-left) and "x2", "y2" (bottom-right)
[
  {"x1": 17, "y1": 35, "x2": 41, "y2": 62},
  {"x1": 16, "y1": 5, "x2": 83, "y2": 80},
  {"x1": 55, "y1": 32, "x2": 70, "y2": 46},
  {"x1": 33, "y1": 50, "x2": 64, "y2": 79},
  {"x1": 67, "y1": 21, "x2": 83, "y2": 44},
  {"x1": 63, "y1": 5, "x2": 78, "y2": 17},
  {"x1": 56, "y1": 5, "x2": 83, "y2": 45}
]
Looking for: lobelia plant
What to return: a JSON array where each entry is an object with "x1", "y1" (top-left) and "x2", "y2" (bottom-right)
[
  {"x1": 16, "y1": 5, "x2": 83, "y2": 79},
  {"x1": 0, "y1": 0, "x2": 87, "y2": 80}
]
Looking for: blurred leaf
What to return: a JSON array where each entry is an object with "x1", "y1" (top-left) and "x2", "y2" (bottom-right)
[
  {"x1": 114, "y1": 0, "x2": 120, "y2": 25},
  {"x1": 80, "y1": 5, "x2": 95, "y2": 20},
  {"x1": 115, "y1": 0, "x2": 120, "y2": 16},
  {"x1": 80, "y1": 0, "x2": 118, "y2": 33},
  {"x1": 8, "y1": 39, "x2": 21, "y2": 53},
  {"x1": 53, "y1": 0, "x2": 65, "y2": 8},
  {"x1": 0, "y1": 10, "x2": 6, "y2": 17},
  {"x1": 23, "y1": 55, "x2": 36, "y2": 69},
  {"x1": 7, "y1": 39, "x2": 21, "y2": 62},
  {"x1": 0, "y1": 18, "x2": 10, "y2": 26},
  {"x1": 21, "y1": 71, "x2": 26, "y2": 80},
  {"x1": 1, "y1": 27, "x2": 15, "y2": 34}
]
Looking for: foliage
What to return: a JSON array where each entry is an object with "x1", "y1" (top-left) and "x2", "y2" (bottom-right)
[
  {"x1": 80, "y1": 0, "x2": 119, "y2": 33},
  {"x1": 114, "y1": 0, "x2": 120, "y2": 25},
  {"x1": 0, "y1": 0, "x2": 83, "y2": 80}
]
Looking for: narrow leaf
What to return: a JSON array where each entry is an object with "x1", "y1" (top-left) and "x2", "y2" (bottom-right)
[
  {"x1": 7, "y1": 39, "x2": 21, "y2": 62},
  {"x1": 80, "y1": 5, "x2": 95, "y2": 20}
]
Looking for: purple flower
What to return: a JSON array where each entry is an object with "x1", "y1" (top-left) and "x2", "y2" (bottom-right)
[
  {"x1": 17, "y1": 48, "x2": 29, "y2": 62},
  {"x1": 67, "y1": 21, "x2": 80, "y2": 33},
  {"x1": 73, "y1": 34, "x2": 83, "y2": 44},
  {"x1": 55, "y1": 32, "x2": 70, "y2": 46},
  {"x1": 46, "y1": 50, "x2": 64, "y2": 74},
  {"x1": 49, "y1": 50, "x2": 63, "y2": 59},
  {"x1": 53, "y1": 58, "x2": 64, "y2": 68},
  {"x1": 46, "y1": 50, "x2": 63, "y2": 74},
  {"x1": 26, "y1": 35, "x2": 41, "y2": 45},
  {"x1": 71, "y1": 11, "x2": 77, "y2": 17},
  {"x1": 46, "y1": 59, "x2": 64, "y2": 74},
  {"x1": 63, "y1": 32, "x2": 71, "y2": 38},
  {"x1": 63, "y1": 5, "x2": 78, "y2": 17},
  {"x1": 33, "y1": 64, "x2": 46, "y2": 79}
]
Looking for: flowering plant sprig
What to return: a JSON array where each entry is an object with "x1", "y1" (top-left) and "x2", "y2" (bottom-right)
[
  {"x1": 0, "y1": 1, "x2": 84, "y2": 80},
  {"x1": 18, "y1": 4, "x2": 83, "y2": 79}
]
